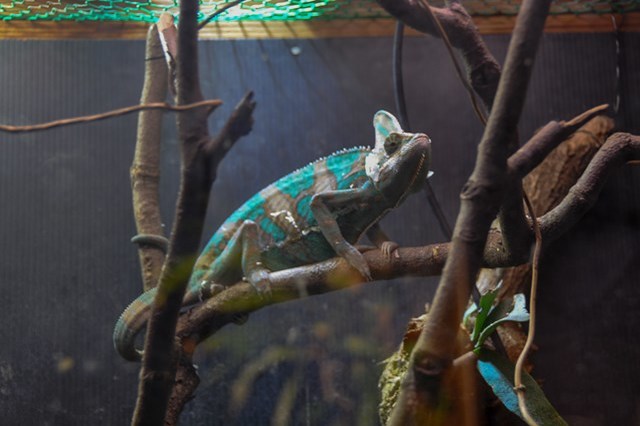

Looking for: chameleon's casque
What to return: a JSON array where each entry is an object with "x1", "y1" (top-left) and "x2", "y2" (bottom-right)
[{"x1": 114, "y1": 110, "x2": 431, "y2": 361}]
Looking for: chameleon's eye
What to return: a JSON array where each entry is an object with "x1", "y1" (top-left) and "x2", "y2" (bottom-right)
[{"x1": 384, "y1": 133, "x2": 401, "y2": 155}]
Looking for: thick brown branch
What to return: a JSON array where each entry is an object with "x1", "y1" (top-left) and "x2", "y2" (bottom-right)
[
  {"x1": 387, "y1": 1, "x2": 551, "y2": 423},
  {"x1": 498, "y1": 104, "x2": 610, "y2": 263},
  {"x1": 540, "y1": 132, "x2": 640, "y2": 240},
  {"x1": 131, "y1": 0, "x2": 253, "y2": 424},
  {"x1": 0, "y1": 100, "x2": 221, "y2": 134},
  {"x1": 166, "y1": 125, "x2": 636, "y2": 418},
  {"x1": 131, "y1": 24, "x2": 169, "y2": 292},
  {"x1": 166, "y1": 111, "x2": 617, "y2": 417},
  {"x1": 176, "y1": 126, "x2": 639, "y2": 347}
]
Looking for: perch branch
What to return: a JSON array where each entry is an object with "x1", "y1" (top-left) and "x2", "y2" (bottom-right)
[
  {"x1": 131, "y1": 0, "x2": 255, "y2": 423},
  {"x1": 166, "y1": 106, "x2": 611, "y2": 414},
  {"x1": 387, "y1": 0, "x2": 551, "y2": 423},
  {"x1": 381, "y1": 0, "x2": 537, "y2": 274},
  {"x1": 177, "y1": 126, "x2": 640, "y2": 343},
  {"x1": 131, "y1": 24, "x2": 169, "y2": 291},
  {"x1": 0, "y1": 100, "x2": 222, "y2": 134}
]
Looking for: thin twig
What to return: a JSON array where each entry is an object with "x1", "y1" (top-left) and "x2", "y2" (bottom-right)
[
  {"x1": 0, "y1": 100, "x2": 222, "y2": 134},
  {"x1": 197, "y1": 0, "x2": 245, "y2": 29},
  {"x1": 514, "y1": 193, "x2": 541, "y2": 426}
]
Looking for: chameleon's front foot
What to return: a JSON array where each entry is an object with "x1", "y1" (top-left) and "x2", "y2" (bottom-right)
[
  {"x1": 337, "y1": 242, "x2": 372, "y2": 281},
  {"x1": 247, "y1": 268, "x2": 272, "y2": 297}
]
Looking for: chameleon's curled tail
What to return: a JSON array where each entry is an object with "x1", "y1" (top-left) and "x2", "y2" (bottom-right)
[{"x1": 113, "y1": 288, "x2": 158, "y2": 362}]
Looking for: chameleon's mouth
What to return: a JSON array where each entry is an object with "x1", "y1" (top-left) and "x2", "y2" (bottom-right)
[{"x1": 395, "y1": 151, "x2": 428, "y2": 207}]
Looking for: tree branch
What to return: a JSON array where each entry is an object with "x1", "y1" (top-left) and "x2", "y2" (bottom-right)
[
  {"x1": 540, "y1": 132, "x2": 640, "y2": 240},
  {"x1": 162, "y1": 106, "x2": 611, "y2": 419},
  {"x1": 131, "y1": 24, "x2": 169, "y2": 292},
  {"x1": 377, "y1": 0, "x2": 500, "y2": 111},
  {"x1": 175, "y1": 127, "x2": 640, "y2": 348},
  {"x1": 165, "y1": 93, "x2": 255, "y2": 425},
  {"x1": 131, "y1": 0, "x2": 255, "y2": 424},
  {"x1": 387, "y1": 0, "x2": 551, "y2": 423},
  {"x1": 0, "y1": 100, "x2": 221, "y2": 134}
]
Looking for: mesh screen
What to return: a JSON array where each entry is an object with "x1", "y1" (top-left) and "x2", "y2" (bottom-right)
[{"x1": 0, "y1": 1, "x2": 638, "y2": 22}]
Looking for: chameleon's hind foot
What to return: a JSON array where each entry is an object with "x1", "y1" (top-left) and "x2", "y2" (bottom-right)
[
  {"x1": 247, "y1": 268, "x2": 272, "y2": 297},
  {"x1": 198, "y1": 282, "x2": 226, "y2": 302}
]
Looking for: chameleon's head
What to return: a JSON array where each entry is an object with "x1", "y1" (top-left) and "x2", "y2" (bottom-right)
[{"x1": 366, "y1": 110, "x2": 432, "y2": 202}]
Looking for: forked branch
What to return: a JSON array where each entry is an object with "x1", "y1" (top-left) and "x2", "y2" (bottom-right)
[{"x1": 131, "y1": 0, "x2": 255, "y2": 424}]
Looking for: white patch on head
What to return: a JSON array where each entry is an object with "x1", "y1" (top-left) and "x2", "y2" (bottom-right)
[
  {"x1": 373, "y1": 110, "x2": 404, "y2": 150},
  {"x1": 365, "y1": 150, "x2": 385, "y2": 182},
  {"x1": 368, "y1": 110, "x2": 405, "y2": 183}
]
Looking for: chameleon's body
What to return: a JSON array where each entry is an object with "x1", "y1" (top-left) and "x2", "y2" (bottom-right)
[{"x1": 114, "y1": 111, "x2": 432, "y2": 361}]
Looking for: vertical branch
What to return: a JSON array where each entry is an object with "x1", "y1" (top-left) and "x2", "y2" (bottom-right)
[
  {"x1": 132, "y1": 1, "x2": 213, "y2": 424},
  {"x1": 130, "y1": 24, "x2": 169, "y2": 292},
  {"x1": 388, "y1": 0, "x2": 552, "y2": 424},
  {"x1": 131, "y1": 1, "x2": 255, "y2": 423}
]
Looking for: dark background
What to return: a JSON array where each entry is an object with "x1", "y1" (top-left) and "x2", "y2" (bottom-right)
[{"x1": 0, "y1": 32, "x2": 639, "y2": 425}]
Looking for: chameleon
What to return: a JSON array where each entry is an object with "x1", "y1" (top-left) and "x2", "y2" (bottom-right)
[{"x1": 114, "y1": 110, "x2": 432, "y2": 361}]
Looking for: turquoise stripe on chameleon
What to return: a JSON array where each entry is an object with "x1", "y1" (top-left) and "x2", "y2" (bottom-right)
[
  {"x1": 274, "y1": 161, "x2": 315, "y2": 198},
  {"x1": 296, "y1": 194, "x2": 314, "y2": 223},
  {"x1": 205, "y1": 193, "x2": 266, "y2": 254},
  {"x1": 260, "y1": 216, "x2": 287, "y2": 241},
  {"x1": 326, "y1": 151, "x2": 366, "y2": 188}
]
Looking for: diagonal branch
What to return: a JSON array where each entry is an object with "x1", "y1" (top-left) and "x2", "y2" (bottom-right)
[
  {"x1": 163, "y1": 106, "x2": 610, "y2": 420},
  {"x1": 176, "y1": 127, "x2": 640, "y2": 348},
  {"x1": 387, "y1": 0, "x2": 552, "y2": 423},
  {"x1": 540, "y1": 132, "x2": 640, "y2": 239},
  {"x1": 377, "y1": 0, "x2": 500, "y2": 111}
]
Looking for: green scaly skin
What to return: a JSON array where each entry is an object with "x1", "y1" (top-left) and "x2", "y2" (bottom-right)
[{"x1": 114, "y1": 111, "x2": 432, "y2": 361}]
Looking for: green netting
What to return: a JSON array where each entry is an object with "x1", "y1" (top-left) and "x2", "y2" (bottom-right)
[{"x1": 0, "y1": 0, "x2": 639, "y2": 22}]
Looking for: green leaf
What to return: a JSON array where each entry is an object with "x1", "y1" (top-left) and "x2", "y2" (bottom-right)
[
  {"x1": 476, "y1": 349, "x2": 567, "y2": 425},
  {"x1": 475, "y1": 294, "x2": 530, "y2": 350},
  {"x1": 463, "y1": 303, "x2": 478, "y2": 329},
  {"x1": 470, "y1": 285, "x2": 500, "y2": 343}
]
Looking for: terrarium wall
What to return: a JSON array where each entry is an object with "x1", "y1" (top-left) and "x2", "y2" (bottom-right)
[{"x1": 0, "y1": 33, "x2": 639, "y2": 425}]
